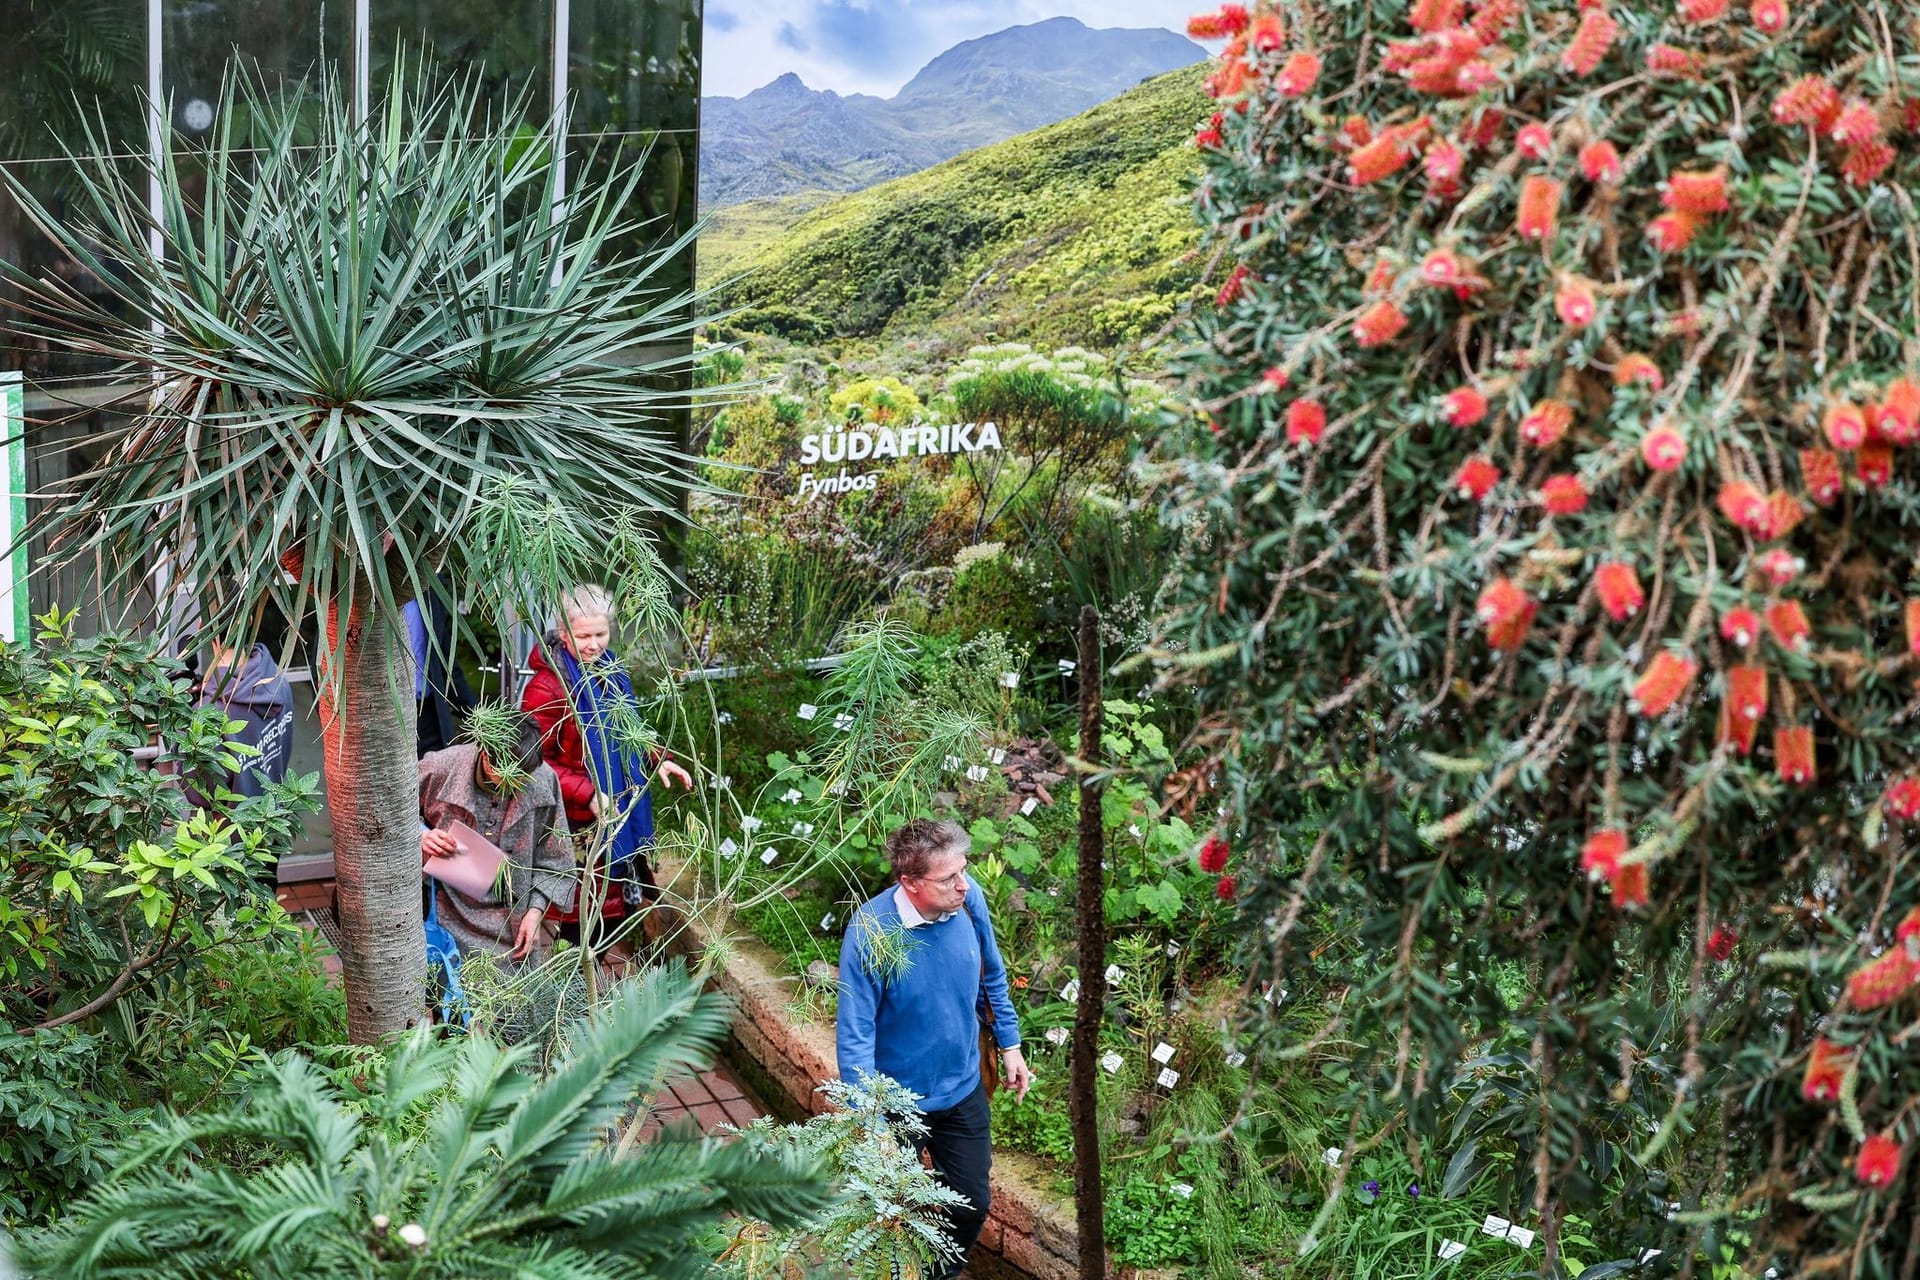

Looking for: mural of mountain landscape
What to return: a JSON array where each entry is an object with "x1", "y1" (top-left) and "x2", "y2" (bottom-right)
[{"x1": 697, "y1": 16, "x2": 1205, "y2": 209}]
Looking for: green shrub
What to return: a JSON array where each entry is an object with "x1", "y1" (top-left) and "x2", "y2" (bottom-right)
[{"x1": 933, "y1": 543, "x2": 1047, "y2": 640}]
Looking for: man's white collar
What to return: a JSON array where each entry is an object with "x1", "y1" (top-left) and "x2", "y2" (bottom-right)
[{"x1": 894, "y1": 884, "x2": 957, "y2": 927}]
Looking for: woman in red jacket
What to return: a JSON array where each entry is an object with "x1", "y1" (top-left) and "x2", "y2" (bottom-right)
[{"x1": 521, "y1": 584, "x2": 691, "y2": 950}]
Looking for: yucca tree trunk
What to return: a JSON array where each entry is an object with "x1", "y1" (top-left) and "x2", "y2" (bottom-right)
[{"x1": 319, "y1": 591, "x2": 425, "y2": 1042}]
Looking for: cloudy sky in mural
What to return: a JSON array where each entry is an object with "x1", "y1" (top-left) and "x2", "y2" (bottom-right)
[{"x1": 702, "y1": 0, "x2": 1201, "y2": 98}]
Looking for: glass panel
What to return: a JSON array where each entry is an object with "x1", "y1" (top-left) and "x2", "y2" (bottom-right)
[
  {"x1": 162, "y1": 0, "x2": 347, "y2": 138},
  {"x1": 369, "y1": 0, "x2": 552, "y2": 109}
]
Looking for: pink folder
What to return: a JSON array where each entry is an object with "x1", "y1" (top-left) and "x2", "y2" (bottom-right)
[{"x1": 424, "y1": 820, "x2": 508, "y2": 899}]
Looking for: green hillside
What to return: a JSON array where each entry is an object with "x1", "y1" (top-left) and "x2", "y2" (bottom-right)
[{"x1": 704, "y1": 64, "x2": 1209, "y2": 355}]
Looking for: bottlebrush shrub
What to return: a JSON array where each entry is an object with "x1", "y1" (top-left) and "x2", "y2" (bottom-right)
[{"x1": 1157, "y1": 1, "x2": 1920, "y2": 1273}]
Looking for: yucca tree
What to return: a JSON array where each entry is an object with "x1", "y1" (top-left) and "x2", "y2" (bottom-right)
[
  {"x1": 1, "y1": 60, "x2": 707, "y2": 1040},
  {"x1": 22, "y1": 961, "x2": 836, "y2": 1278}
]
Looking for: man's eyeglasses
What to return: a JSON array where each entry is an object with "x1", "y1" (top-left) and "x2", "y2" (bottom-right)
[{"x1": 916, "y1": 865, "x2": 968, "y2": 891}]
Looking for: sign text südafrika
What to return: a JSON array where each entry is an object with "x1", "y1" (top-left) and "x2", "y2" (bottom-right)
[{"x1": 797, "y1": 420, "x2": 1003, "y2": 498}]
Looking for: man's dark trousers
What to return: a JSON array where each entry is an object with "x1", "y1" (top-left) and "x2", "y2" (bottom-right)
[{"x1": 913, "y1": 1080, "x2": 993, "y2": 1275}]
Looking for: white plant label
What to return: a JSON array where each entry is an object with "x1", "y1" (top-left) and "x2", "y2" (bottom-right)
[
  {"x1": 1438, "y1": 1240, "x2": 1466, "y2": 1262},
  {"x1": 1480, "y1": 1215, "x2": 1511, "y2": 1240},
  {"x1": 1170, "y1": 1183, "x2": 1194, "y2": 1199},
  {"x1": 780, "y1": 788, "x2": 803, "y2": 804},
  {"x1": 1020, "y1": 797, "x2": 1039, "y2": 815},
  {"x1": 1166, "y1": 941, "x2": 1182, "y2": 957},
  {"x1": 1506, "y1": 1227, "x2": 1535, "y2": 1249},
  {"x1": 1151, "y1": 1042, "x2": 1175, "y2": 1064},
  {"x1": 999, "y1": 671, "x2": 1020, "y2": 688},
  {"x1": 1638, "y1": 1249, "x2": 1663, "y2": 1266},
  {"x1": 1058, "y1": 659, "x2": 1077, "y2": 674},
  {"x1": 716, "y1": 710, "x2": 735, "y2": 724},
  {"x1": 1060, "y1": 979, "x2": 1080, "y2": 1003},
  {"x1": 820, "y1": 913, "x2": 835, "y2": 931},
  {"x1": 796, "y1": 704, "x2": 818, "y2": 721},
  {"x1": 965, "y1": 765, "x2": 990, "y2": 783},
  {"x1": 832, "y1": 712, "x2": 856, "y2": 731},
  {"x1": 742, "y1": 816, "x2": 763, "y2": 831},
  {"x1": 1100, "y1": 1052, "x2": 1123, "y2": 1074},
  {"x1": 987, "y1": 747, "x2": 1006, "y2": 764},
  {"x1": 1225, "y1": 1051, "x2": 1247, "y2": 1069},
  {"x1": 827, "y1": 779, "x2": 848, "y2": 795},
  {"x1": 1104, "y1": 964, "x2": 1123, "y2": 983},
  {"x1": 943, "y1": 754, "x2": 962, "y2": 770},
  {"x1": 1044, "y1": 1026, "x2": 1070, "y2": 1046},
  {"x1": 760, "y1": 849, "x2": 778, "y2": 865},
  {"x1": 714, "y1": 775, "x2": 731, "y2": 790},
  {"x1": 1322, "y1": 1147, "x2": 1342, "y2": 1168},
  {"x1": 793, "y1": 821, "x2": 815, "y2": 836},
  {"x1": 1155, "y1": 1067, "x2": 1179, "y2": 1088},
  {"x1": 719, "y1": 838, "x2": 739, "y2": 858}
]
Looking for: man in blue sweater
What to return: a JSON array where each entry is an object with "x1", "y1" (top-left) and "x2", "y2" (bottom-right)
[{"x1": 837, "y1": 818, "x2": 1032, "y2": 1277}]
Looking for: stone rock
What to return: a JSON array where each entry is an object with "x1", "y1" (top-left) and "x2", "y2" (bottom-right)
[{"x1": 804, "y1": 959, "x2": 840, "y2": 989}]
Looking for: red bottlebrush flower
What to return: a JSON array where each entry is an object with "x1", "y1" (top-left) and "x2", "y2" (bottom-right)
[
  {"x1": 1277, "y1": 51, "x2": 1322, "y2": 96},
  {"x1": 1716, "y1": 480, "x2": 1767, "y2": 532},
  {"x1": 1579, "y1": 140, "x2": 1623, "y2": 183},
  {"x1": 1707, "y1": 926, "x2": 1737, "y2": 961},
  {"x1": 1878, "y1": 379, "x2": 1920, "y2": 444},
  {"x1": 1517, "y1": 176, "x2": 1562, "y2": 240},
  {"x1": 1610, "y1": 861, "x2": 1650, "y2": 908},
  {"x1": 1421, "y1": 249, "x2": 1465, "y2": 285},
  {"x1": 1757, "y1": 549, "x2": 1804, "y2": 586},
  {"x1": 1858, "y1": 1134, "x2": 1904, "y2": 1189},
  {"x1": 1451, "y1": 58, "x2": 1499, "y2": 93},
  {"x1": 1613, "y1": 353, "x2": 1665, "y2": 390},
  {"x1": 1520, "y1": 398, "x2": 1573, "y2": 447},
  {"x1": 1857, "y1": 442, "x2": 1894, "y2": 488},
  {"x1": 1678, "y1": 0, "x2": 1728, "y2": 20},
  {"x1": 1187, "y1": 8, "x2": 1233, "y2": 37},
  {"x1": 1663, "y1": 168, "x2": 1730, "y2": 216},
  {"x1": 1442, "y1": 386, "x2": 1488, "y2": 426},
  {"x1": 1642, "y1": 425, "x2": 1688, "y2": 471},
  {"x1": 1899, "y1": 905, "x2": 1920, "y2": 942},
  {"x1": 1645, "y1": 211, "x2": 1700, "y2": 252},
  {"x1": 1842, "y1": 141, "x2": 1897, "y2": 187},
  {"x1": 1541, "y1": 474, "x2": 1588, "y2": 514},
  {"x1": 1831, "y1": 98, "x2": 1882, "y2": 146},
  {"x1": 1349, "y1": 132, "x2": 1415, "y2": 185},
  {"x1": 1721, "y1": 606, "x2": 1761, "y2": 648},
  {"x1": 1775, "y1": 724, "x2": 1815, "y2": 785},
  {"x1": 1774, "y1": 75, "x2": 1841, "y2": 127},
  {"x1": 1906, "y1": 599, "x2": 1920, "y2": 655},
  {"x1": 1425, "y1": 139, "x2": 1465, "y2": 184},
  {"x1": 1354, "y1": 299, "x2": 1410, "y2": 348},
  {"x1": 1341, "y1": 115, "x2": 1374, "y2": 148},
  {"x1": 1760, "y1": 490, "x2": 1806, "y2": 540},
  {"x1": 1205, "y1": 56, "x2": 1255, "y2": 100},
  {"x1": 1887, "y1": 777, "x2": 1920, "y2": 821},
  {"x1": 1765, "y1": 600, "x2": 1811, "y2": 652},
  {"x1": 1198, "y1": 833, "x2": 1231, "y2": 872},
  {"x1": 1469, "y1": 0, "x2": 1520, "y2": 42},
  {"x1": 1215, "y1": 873, "x2": 1237, "y2": 901},
  {"x1": 1261, "y1": 366, "x2": 1290, "y2": 391},
  {"x1": 1580, "y1": 828, "x2": 1627, "y2": 880},
  {"x1": 1727, "y1": 664, "x2": 1769, "y2": 723},
  {"x1": 1249, "y1": 12, "x2": 1286, "y2": 52},
  {"x1": 1803, "y1": 1036, "x2": 1851, "y2": 1102},
  {"x1": 1632, "y1": 651, "x2": 1698, "y2": 716},
  {"x1": 1800, "y1": 447, "x2": 1843, "y2": 505},
  {"x1": 1561, "y1": 9, "x2": 1618, "y2": 75},
  {"x1": 1455, "y1": 456, "x2": 1501, "y2": 500},
  {"x1": 1516, "y1": 122, "x2": 1553, "y2": 159},
  {"x1": 1409, "y1": 0, "x2": 1465, "y2": 31},
  {"x1": 1749, "y1": 0, "x2": 1788, "y2": 33},
  {"x1": 1286, "y1": 398, "x2": 1327, "y2": 445},
  {"x1": 1594, "y1": 562, "x2": 1645, "y2": 621},
  {"x1": 1466, "y1": 107, "x2": 1505, "y2": 150},
  {"x1": 1217, "y1": 264, "x2": 1251, "y2": 308},
  {"x1": 1194, "y1": 124, "x2": 1224, "y2": 149},
  {"x1": 1555, "y1": 281, "x2": 1597, "y2": 328},
  {"x1": 1477, "y1": 576, "x2": 1536, "y2": 650},
  {"x1": 1364, "y1": 257, "x2": 1397, "y2": 294},
  {"x1": 1846, "y1": 948, "x2": 1917, "y2": 1010},
  {"x1": 1646, "y1": 43, "x2": 1701, "y2": 76},
  {"x1": 1824, "y1": 401, "x2": 1869, "y2": 450}
]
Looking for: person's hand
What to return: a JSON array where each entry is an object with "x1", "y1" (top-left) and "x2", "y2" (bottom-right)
[
  {"x1": 1001, "y1": 1046, "x2": 1035, "y2": 1101},
  {"x1": 421, "y1": 828, "x2": 458, "y2": 860},
  {"x1": 589, "y1": 791, "x2": 605, "y2": 820},
  {"x1": 511, "y1": 908, "x2": 545, "y2": 960},
  {"x1": 657, "y1": 759, "x2": 693, "y2": 790}
]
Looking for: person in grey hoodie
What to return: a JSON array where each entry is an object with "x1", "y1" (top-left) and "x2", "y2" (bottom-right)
[{"x1": 192, "y1": 639, "x2": 296, "y2": 803}]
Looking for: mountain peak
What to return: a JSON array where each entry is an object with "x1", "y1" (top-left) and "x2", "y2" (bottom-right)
[{"x1": 741, "y1": 71, "x2": 820, "y2": 102}]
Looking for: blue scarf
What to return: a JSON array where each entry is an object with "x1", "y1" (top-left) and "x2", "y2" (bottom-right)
[{"x1": 553, "y1": 643, "x2": 655, "y2": 897}]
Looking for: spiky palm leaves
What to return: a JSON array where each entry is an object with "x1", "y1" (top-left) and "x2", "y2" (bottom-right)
[
  {"x1": 24, "y1": 962, "x2": 833, "y2": 1279},
  {"x1": 1, "y1": 58, "x2": 702, "y2": 643}
]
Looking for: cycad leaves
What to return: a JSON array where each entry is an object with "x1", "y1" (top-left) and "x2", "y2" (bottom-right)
[{"x1": 24, "y1": 962, "x2": 833, "y2": 1278}]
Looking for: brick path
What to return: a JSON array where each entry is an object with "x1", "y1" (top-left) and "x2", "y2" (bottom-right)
[{"x1": 280, "y1": 879, "x2": 771, "y2": 1135}]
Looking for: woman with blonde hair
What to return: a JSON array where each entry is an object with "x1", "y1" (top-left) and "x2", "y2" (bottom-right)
[{"x1": 521, "y1": 584, "x2": 690, "y2": 948}]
